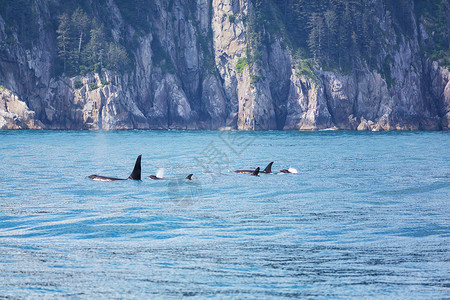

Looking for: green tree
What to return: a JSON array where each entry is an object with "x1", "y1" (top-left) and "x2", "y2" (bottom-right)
[
  {"x1": 82, "y1": 19, "x2": 107, "y2": 72},
  {"x1": 106, "y1": 43, "x2": 130, "y2": 72},
  {"x1": 323, "y1": 9, "x2": 338, "y2": 62},
  {"x1": 308, "y1": 13, "x2": 326, "y2": 62},
  {"x1": 56, "y1": 13, "x2": 72, "y2": 74},
  {"x1": 337, "y1": 2, "x2": 353, "y2": 68},
  {"x1": 71, "y1": 8, "x2": 90, "y2": 70}
]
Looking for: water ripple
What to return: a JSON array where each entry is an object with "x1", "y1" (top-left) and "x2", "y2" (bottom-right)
[{"x1": 0, "y1": 130, "x2": 449, "y2": 298}]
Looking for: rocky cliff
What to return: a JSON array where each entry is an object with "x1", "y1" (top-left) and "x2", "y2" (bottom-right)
[{"x1": 0, "y1": 0, "x2": 449, "y2": 130}]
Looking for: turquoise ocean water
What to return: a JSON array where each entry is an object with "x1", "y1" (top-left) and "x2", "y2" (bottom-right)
[{"x1": 0, "y1": 130, "x2": 449, "y2": 298}]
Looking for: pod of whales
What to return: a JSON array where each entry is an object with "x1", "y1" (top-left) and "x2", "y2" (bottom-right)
[
  {"x1": 88, "y1": 156, "x2": 296, "y2": 181},
  {"x1": 88, "y1": 155, "x2": 142, "y2": 181},
  {"x1": 234, "y1": 162, "x2": 298, "y2": 175}
]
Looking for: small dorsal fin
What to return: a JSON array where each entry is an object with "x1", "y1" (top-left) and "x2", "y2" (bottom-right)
[
  {"x1": 251, "y1": 167, "x2": 260, "y2": 176},
  {"x1": 263, "y1": 162, "x2": 273, "y2": 173},
  {"x1": 128, "y1": 155, "x2": 142, "y2": 180},
  {"x1": 185, "y1": 174, "x2": 193, "y2": 180}
]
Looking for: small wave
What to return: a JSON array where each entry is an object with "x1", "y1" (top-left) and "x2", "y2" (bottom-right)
[
  {"x1": 376, "y1": 182, "x2": 450, "y2": 195},
  {"x1": 319, "y1": 127, "x2": 338, "y2": 131}
]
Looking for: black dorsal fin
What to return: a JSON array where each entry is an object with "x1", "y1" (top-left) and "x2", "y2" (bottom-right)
[
  {"x1": 251, "y1": 167, "x2": 260, "y2": 176},
  {"x1": 128, "y1": 155, "x2": 142, "y2": 180},
  {"x1": 263, "y1": 162, "x2": 273, "y2": 173},
  {"x1": 185, "y1": 174, "x2": 193, "y2": 180}
]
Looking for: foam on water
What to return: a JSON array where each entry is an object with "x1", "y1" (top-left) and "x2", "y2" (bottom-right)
[
  {"x1": 0, "y1": 130, "x2": 449, "y2": 298},
  {"x1": 287, "y1": 167, "x2": 298, "y2": 174},
  {"x1": 156, "y1": 168, "x2": 165, "y2": 179}
]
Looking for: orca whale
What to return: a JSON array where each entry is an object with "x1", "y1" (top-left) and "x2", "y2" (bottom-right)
[
  {"x1": 88, "y1": 155, "x2": 142, "y2": 181},
  {"x1": 234, "y1": 162, "x2": 273, "y2": 174},
  {"x1": 251, "y1": 167, "x2": 260, "y2": 176},
  {"x1": 149, "y1": 174, "x2": 194, "y2": 180},
  {"x1": 279, "y1": 167, "x2": 298, "y2": 174}
]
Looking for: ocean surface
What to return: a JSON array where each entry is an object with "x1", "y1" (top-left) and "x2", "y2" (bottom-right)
[{"x1": 0, "y1": 130, "x2": 449, "y2": 298}]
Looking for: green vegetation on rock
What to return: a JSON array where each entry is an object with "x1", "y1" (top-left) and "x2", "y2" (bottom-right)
[
  {"x1": 236, "y1": 57, "x2": 248, "y2": 74},
  {"x1": 270, "y1": 0, "x2": 381, "y2": 72},
  {"x1": 88, "y1": 82, "x2": 98, "y2": 91},
  {"x1": 261, "y1": 0, "x2": 449, "y2": 71},
  {"x1": 55, "y1": 8, "x2": 130, "y2": 76},
  {"x1": 415, "y1": 0, "x2": 450, "y2": 69},
  {"x1": 74, "y1": 80, "x2": 83, "y2": 89},
  {"x1": 298, "y1": 60, "x2": 318, "y2": 83},
  {"x1": 0, "y1": 0, "x2": 39, "y2": 48},
  {"x1": 101, "y1": 78, "x2": 109, "y2": 86}
]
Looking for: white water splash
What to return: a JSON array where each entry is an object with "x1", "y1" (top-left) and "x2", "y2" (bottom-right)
[
  {"x1": 156, "y1": 168, "x2": 165, "y2": 179},
  {"x1": 288, "y1": 167, "x2": 298, "y2": 174}
]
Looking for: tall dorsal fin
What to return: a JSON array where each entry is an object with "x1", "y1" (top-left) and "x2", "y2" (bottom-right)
[
  {"x1": 128, "y1": 155, "x2": 142, "y2": 180},
  {"x1": 251, "y1": 167, "x2": 260, "y2": 176},
  {"x1": 263, "y1": 162, "x2": 273, "y2": 173},
  {"x1": 185, "y1": 174, "x2": 193, "y2": 180}
]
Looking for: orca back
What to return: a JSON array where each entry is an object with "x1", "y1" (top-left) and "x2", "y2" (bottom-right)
[
  {"x1": 128, "y1": 155, "x2": 142, "y2": 180},
  {"x1": 262, "y1": 162, "x2": 273, "y2": 173},
  {"x1": 88, "y1": 175, "x2": 125, "y2": 181},
  {"x1": 234, "y1": 169, "x2": 253, "y2": 174}
]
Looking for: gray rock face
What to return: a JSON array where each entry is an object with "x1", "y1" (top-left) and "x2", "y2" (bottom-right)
[
  {"x1": 428, "y1": 62, "x2": 450, "y2": 130},
  {"x1": 201, "y1": 74, "x2": 227, "y2": 129},
  {"x1": 211, "y1": 0, "x2": 247, "y2": 128},
  {"x1": 0, "y1": 0, "x2": 449, "y2": 130},
  {"x1": 284, "y1": 69, "x2": 333, "y2": 130},
  {"x1": 0, "y1": 87, "x2": 42, "y2": 129}
]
